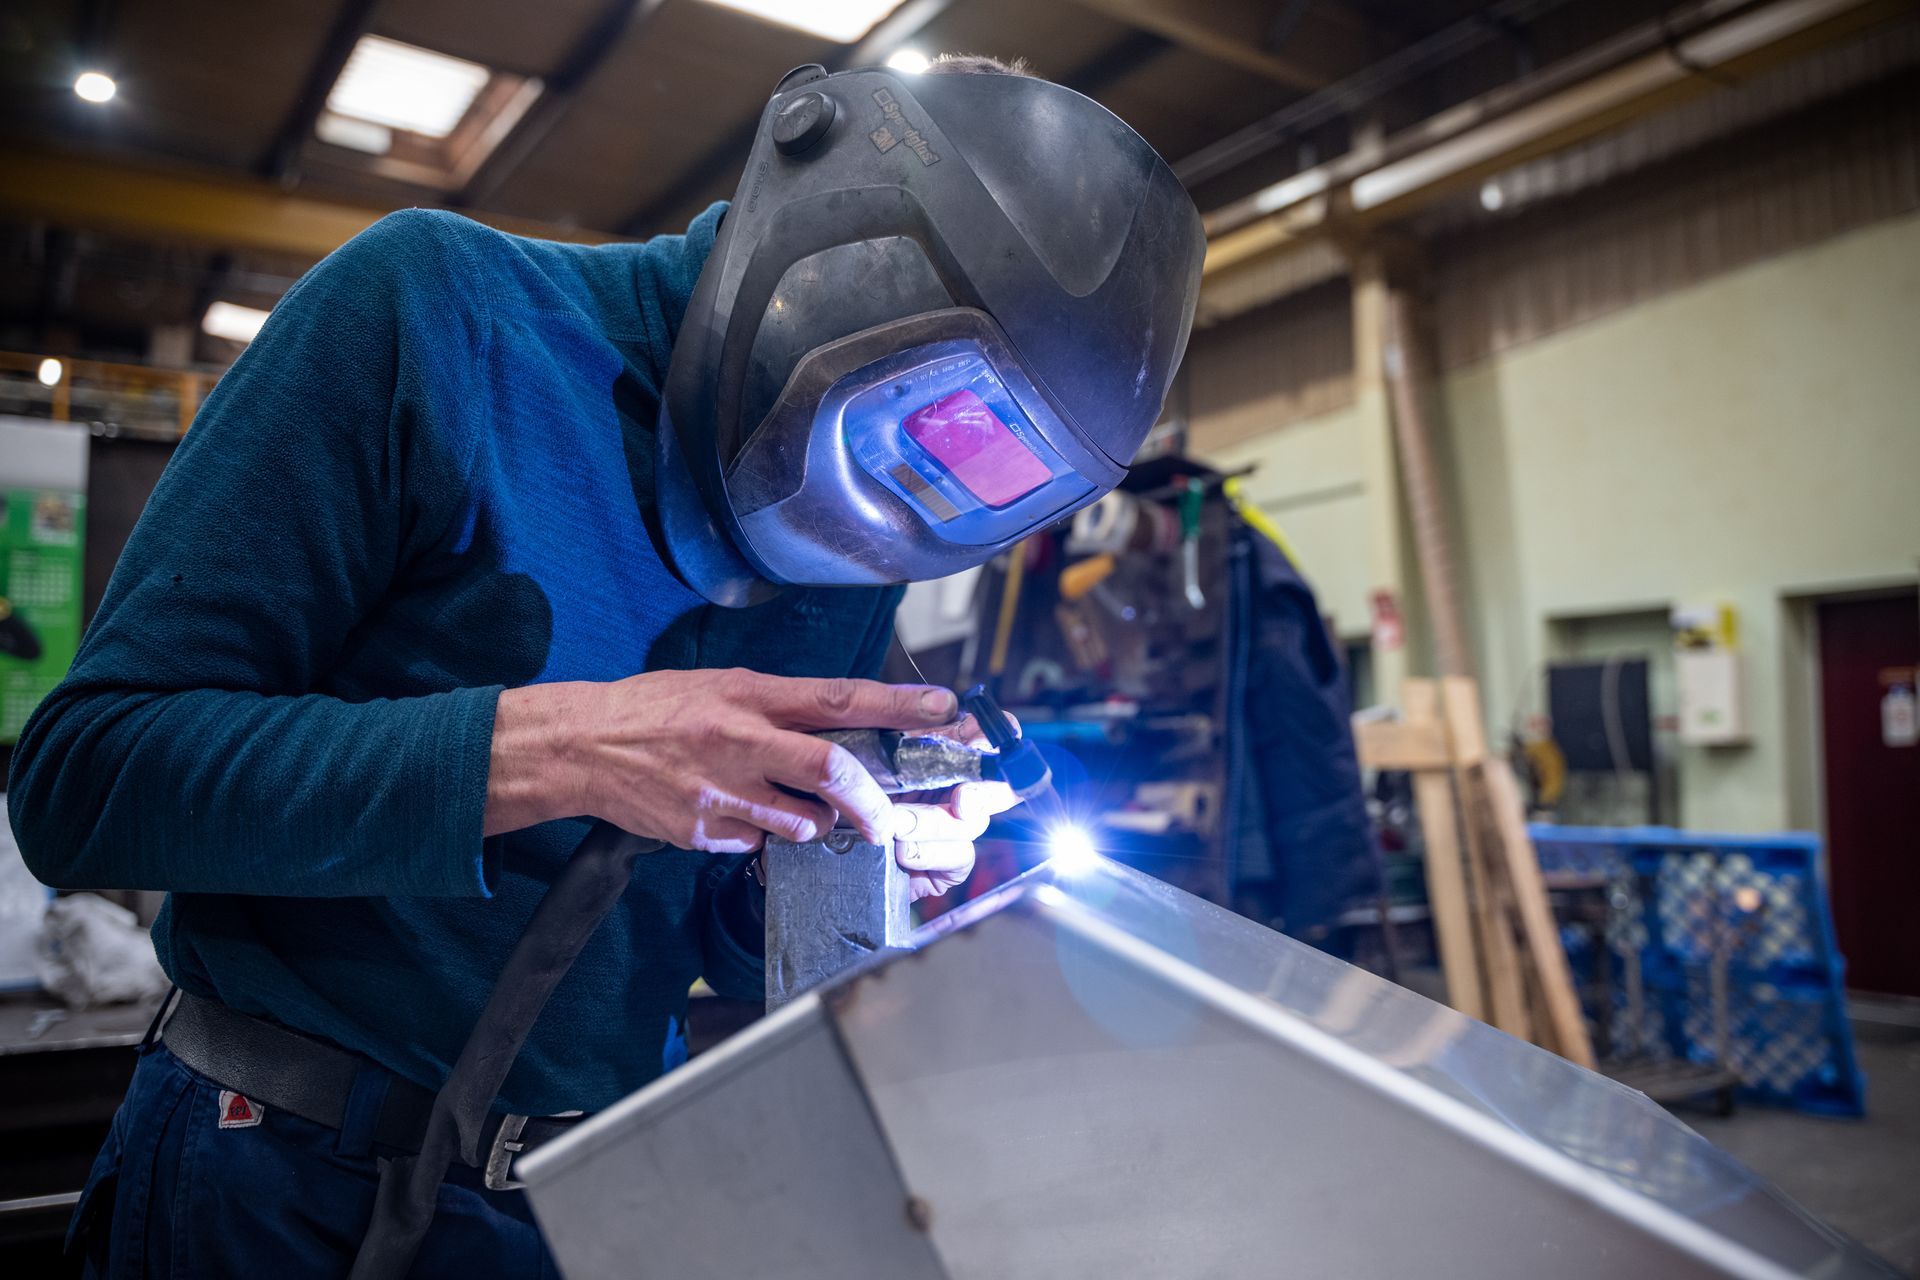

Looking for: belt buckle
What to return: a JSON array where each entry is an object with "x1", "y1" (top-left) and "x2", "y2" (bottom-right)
[{"x1": 483, "y1": 1114, "x2": 530, "y2": 1192}]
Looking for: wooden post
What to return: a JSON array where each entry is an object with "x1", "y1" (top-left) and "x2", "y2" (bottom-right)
[
  {"x1": 1401, "y1": 680, "x2": 1484, "y2": 1019},
  {"x1": 1382, "y1": 288, "x2": 1474, "y2": 679},
  {"x1": 1357, "y1": 677, "x2": 1594, "y2": 1065},
  {"x1": 1481, "y1": 759, "x2": 1598, "y2": 1067},
  {"x1": 1349, "y1": 250, "x2": 1412, "y2": 700},
  {"x1": 1441, "y1": 678, "x2": 1530, "y2": 1040}
]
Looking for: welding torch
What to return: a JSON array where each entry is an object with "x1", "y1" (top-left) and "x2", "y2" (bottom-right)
[{"x1": 810, "y1": 683, "x2": 1060, "y2": 821}]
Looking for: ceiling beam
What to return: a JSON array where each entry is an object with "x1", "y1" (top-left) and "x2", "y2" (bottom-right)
[
  {"x1": 0, "y1": 145, "x2": 629, "y2": 260},
  {"x1": 1199, "y1": 0, "x2": 1910, "y2": 314},
  {"x1": 457, "y1": 0, "x2": 669, "y2": 209},
  {"x1": 258, "y1": 0, "x2": 382, "y2": 182},
  {"x1": 1172, "y1": 0, "x2": 1591, "y2": 191},
  {"x1": 1063, "y1": 0, "x2": 1379, "y2": 91}
]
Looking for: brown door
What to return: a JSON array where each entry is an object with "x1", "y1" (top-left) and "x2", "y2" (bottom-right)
[{"x1": 1817, "y1": 590, "x2": 1920, "y2": 997}]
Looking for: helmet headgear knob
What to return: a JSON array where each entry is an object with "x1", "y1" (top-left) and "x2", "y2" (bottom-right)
[{"x1": 772, "y1": 91, "x2": 835, "y2": 156}]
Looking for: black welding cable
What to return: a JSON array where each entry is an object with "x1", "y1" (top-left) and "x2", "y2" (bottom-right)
[{"x1": 350, "y1": 820, "x2": 664, "y2": 1279}]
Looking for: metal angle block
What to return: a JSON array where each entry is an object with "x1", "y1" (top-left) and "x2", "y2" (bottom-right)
[{"x1": 764, "y1": 832, "x2": 913, "y2": 1009}]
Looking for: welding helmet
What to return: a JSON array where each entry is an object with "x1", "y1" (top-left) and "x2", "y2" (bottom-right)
[{"x1": 657, "y1": 63, "x2": 1205, "y2": 606}]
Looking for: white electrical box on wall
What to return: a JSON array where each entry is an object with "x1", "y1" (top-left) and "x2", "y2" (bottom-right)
[{"x1": 1677, "y1": 649, "x2": 1749, "y2": 745}]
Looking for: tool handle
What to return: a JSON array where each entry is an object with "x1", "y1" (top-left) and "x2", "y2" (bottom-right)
[
  {"x1": 1059, "y1": 553, "x2": 1118, "y2": 602},
  {"x1": 1179, "y1": 475, "x2": 1204, "y2": 536},
  {"x1": 962, "y1": 684, "x2": 1053, "y2": 802},
  {"x1": 961, "y1": 684, "x2": 1021, "y2": 754}
]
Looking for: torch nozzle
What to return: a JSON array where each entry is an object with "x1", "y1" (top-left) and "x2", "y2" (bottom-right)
[{"x1": 962, "y1": 684, "x2": 1055, "y2": 811}]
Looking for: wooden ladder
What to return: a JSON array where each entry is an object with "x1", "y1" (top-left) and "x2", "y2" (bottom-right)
[{"x1": 1357, "y1": 676, "x2": 1596, "y2": 1067}]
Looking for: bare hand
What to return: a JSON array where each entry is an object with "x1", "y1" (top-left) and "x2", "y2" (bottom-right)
[{"x1": 485, "y1": 669, "x2": 959, "y2": 853}]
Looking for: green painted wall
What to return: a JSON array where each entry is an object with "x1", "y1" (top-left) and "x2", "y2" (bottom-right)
[
  {"x1": 1199, "y1": 211, "x2": 1920, "y2": 832},
  {"x1": 1206, "y1": 395, "x2": 1377, "y2": 638}
]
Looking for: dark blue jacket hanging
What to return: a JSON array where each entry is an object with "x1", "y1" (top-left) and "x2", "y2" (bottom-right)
[{"x1": 1227, "y1": 520, "x2": 1378, "y2": 937}]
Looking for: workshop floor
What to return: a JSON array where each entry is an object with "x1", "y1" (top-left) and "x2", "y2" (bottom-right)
[{"x1": 1685, "y1": 1012, "x2": 1920, "y2": 1276}]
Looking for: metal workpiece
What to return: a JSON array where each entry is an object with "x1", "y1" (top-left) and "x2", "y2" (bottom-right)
[
  {"x1": 763, "y1": 831, "x2": 912, "y2": 1010},
  {"x1": 522, "y1": 857, "x2": 1900, "y2": 1280},
  {"x1": 520, "y1": 998, "x2": 946, "y2": 1280}
]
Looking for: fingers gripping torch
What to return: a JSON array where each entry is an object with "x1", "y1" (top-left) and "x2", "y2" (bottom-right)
[
  {"x1": 352, "y1": 686, "x2": 1051, "y2": 1278},
  {"x1": 811, "y1": 685, "x2": 1055, "y2": 811},
  {"x1": 764, "y1": 684, "x2": 1056, "y2": 1009}
]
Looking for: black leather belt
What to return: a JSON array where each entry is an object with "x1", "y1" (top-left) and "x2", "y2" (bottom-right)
[{"x1": 159, "y1": 992, "x2": 583, "y2": 1190}]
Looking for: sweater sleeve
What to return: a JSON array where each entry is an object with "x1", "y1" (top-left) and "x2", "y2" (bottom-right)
[{"x1": 7, "y1": 210, "x2": 505, "y2": 899}]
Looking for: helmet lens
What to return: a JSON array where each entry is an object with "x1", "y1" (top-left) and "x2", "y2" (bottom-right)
[
  {"x1": 902, "y1": 389, "x2": 1051, "y2": 508},
  {"x1": 842, "y1": 340, "x2": 1093, "y2": 545}
]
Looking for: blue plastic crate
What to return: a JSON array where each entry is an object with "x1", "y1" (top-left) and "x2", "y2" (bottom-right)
[{"x1": 1530, "y1": 824, "x2": 1866, "y2": 1117}]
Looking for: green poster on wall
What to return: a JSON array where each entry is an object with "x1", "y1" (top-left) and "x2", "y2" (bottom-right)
[{"x1": 0, "y1": 418, "x2": 89, "y2": 746}]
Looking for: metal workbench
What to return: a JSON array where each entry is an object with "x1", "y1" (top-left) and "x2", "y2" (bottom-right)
[{"x1": 0, "y1": 994, "x2": 157, "y2": 1263}]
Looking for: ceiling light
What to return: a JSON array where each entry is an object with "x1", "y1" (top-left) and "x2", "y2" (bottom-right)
[
  {"x1": 698, "y1": 0, "x2": 909, "y2": 43},
  {"x1": 36, "y1": 358, "x2": 64, "y2": 387},
  {"x1": 202, "y1": 301, "x2": 271, "y2": 345},
  {"x1": 326, "y1": 35, "x2": 490, "y2": 139},
  {"x1": 315, "y1": 111, "x2": 394, "y2": 155},
  {"x1": 886, "y1": 49, "x2": 931, "y2": 74},
  {"x1": 1479, "y1": 180, "x2": 1505, "y2": 211},
  {"x1": 73, "y1": 71, "x2": 116, "y2": 104}
]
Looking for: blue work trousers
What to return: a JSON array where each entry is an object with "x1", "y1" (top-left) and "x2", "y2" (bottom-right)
[{"x1": 68, "y1": 1041, "x2": 559, "y2": 1278}]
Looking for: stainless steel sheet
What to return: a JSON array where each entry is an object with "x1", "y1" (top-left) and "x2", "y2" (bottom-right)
[{"x1": 520, "y1": 857, "x2": 1896, "y2": 1279}]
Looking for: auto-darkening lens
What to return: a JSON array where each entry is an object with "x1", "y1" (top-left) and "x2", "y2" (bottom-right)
[{"x1": 902, "y1": 389, "x2": 1052, "y2": 508}]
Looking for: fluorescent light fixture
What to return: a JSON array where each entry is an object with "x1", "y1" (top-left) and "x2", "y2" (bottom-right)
[
  {"x1": 1478, "y1": 180, "x2": 1505, "y2": 211},
  {"x1": 886, "y1": 48, "x2": 931, "y2": 74},
  {"x1": 699, "y1": 0, "x2": 909, "y2": 43},
  {"x1": 326, "y1": 35, "x2": 490, "y2": 139},
  {"x1": 202, "y1": 301, "x2": 271, "y2": 345},
  {"x1": 36, "y1": 358, "x2": 64, "y2": 387},
  {"x1": 73, "y1": 71, "x2": 116, "y2": 104}
]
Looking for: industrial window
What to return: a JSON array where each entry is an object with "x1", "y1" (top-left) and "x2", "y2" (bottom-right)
[{"x1": 314, "y1": 35, "x2": 542, "y2": 190}]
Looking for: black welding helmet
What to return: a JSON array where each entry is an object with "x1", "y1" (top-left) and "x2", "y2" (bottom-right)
[{"x1": 657, "y1": 63, "x2": 1205, "y2": 606}]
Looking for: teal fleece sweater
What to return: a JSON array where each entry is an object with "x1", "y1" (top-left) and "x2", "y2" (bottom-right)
[{"x1": 7, "y1": 206, "x2": 900, "y2": 1113}]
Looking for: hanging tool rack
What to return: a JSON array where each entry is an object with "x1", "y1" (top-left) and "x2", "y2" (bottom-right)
[{"x1": 895, "y1": 460, "x2": 1260, "y2": 911}]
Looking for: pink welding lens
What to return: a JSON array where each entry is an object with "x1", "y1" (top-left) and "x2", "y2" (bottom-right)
[{"x1": 902, "y1": 389, "x2": 1054, "y2": 508}]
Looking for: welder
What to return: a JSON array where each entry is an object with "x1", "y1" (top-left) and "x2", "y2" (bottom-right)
[{"x1": 8, "y1": 52, "x2": 1203, "y2": 1276}]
